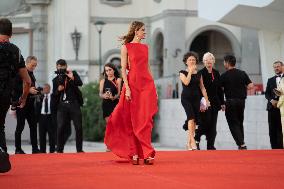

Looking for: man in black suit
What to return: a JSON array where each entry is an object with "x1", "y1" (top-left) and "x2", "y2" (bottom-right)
[
  {"x1": 52, "y1": 59, "x2": 84, "y2": 153},
  {"x1": 265, "y1": 61, "x2": 283, "y2": 149},
  {"x1": 37, "y1": 83, "x2": 56, "y2": 153},
  {"x1": 14, "y1": 56, "x2": 40, "y2": 154}
]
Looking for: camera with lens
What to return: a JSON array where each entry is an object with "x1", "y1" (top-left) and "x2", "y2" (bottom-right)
[
  {"x1": 55, "y1": 68, "x2": 67, "y2": 85},
  {"x1": 36, "y1": 86, "x2": 43, "y2": 95},
  {"x1": 105, "y1": 88, "x2": 112, "y2": 94},
  {"x1": 10, "y1": 101, "x2": 20, "y2": 111},
  {"x1": 55, "y1": 68, "x2": 67, "y2": 75}
]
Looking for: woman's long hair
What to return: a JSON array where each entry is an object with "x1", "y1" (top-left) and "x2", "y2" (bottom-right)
[
  {"x1": 119, "y1": 21, "x2": 144, "y2": 44},
  {"x1": 103, "y1": 63, "x2": 120, "y2": 79}
]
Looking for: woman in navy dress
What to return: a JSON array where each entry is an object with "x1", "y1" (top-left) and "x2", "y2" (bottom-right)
[{"x1": 179, "y1": 51, "x2": 210, "y2": 150}]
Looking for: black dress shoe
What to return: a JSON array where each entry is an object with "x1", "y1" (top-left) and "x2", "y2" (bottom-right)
[
  {"x1": 207, "y1": 146, "x2": 216, "y2": 150},
  {"x1": 0, "y1": 148, "x2": 11, "y2": 173},
  {"x1": 77, "y1": 150, "x2": 85, "y2": 153},
  {"x1": 15, "y1": 149, "x2": 26, "y2": 154},
  {"x1": 32, "y1": 148, "x2": 41, "y2": 154},
  {"x1": 144, "y1": 157, "x2": 154, "y2": 165},
  {"x1": 49, "y1": 148, "x2": 56, "y2": 153},
  {"x1": 238, "y1": 145, "x2": 247, "y2": 150}
]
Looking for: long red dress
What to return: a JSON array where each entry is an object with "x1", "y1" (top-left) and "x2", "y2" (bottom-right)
[{"x1": 104, "y1": 42, "x2": 158, "y2": 160}]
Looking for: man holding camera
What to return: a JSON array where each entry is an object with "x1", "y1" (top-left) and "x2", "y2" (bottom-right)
[
  {"x1": 52, "y1": 59, "x2": 83, "y2": 153},
  {"x1": 0, "y1": 18, "x2": 31, "y2": 160},
  {"x1": 14, "y1": 56, "x2": 40, "y2": 154}
]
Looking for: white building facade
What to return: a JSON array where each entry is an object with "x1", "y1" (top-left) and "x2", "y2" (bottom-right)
[
  {"x1": 2, "y1": 0, "x2": 275, "y2": 149},
  {"x1": 199, "y1": 0, "x2": 284, "y2": 88},
  {"x1": 2, "y1": 0, "x2": 262, "y2": 91}
]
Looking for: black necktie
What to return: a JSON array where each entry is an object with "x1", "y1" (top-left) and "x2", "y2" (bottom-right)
[{"x1": 44, "y1": 95, "x2": 48, "y2": 114}]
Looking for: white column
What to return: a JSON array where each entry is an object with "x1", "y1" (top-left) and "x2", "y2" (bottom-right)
[
  {"x1": 259, "y1": 30, "x2": 284, "y2": 87},
  {"x1": 26, "y1": 0, "x2": 51, "y2": 85}
]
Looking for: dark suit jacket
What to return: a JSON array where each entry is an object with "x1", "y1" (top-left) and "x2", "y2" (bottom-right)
[
  {"x1": 265, "y1": 76, "x2": 279, "y2": 111},
  {"x1": 52, "y1": 70, "x2": 83, "y2": 109},
  {"x1": 34, "y1": 94, "x2": 55, "y2": 115},
  {"x1": 198, "y1": 67, "x2": 224, "y2": 111}
]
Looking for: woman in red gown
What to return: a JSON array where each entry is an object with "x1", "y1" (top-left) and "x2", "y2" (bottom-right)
[{"x1": 104, "y1": 21, "x2": 158, "y2": 165}]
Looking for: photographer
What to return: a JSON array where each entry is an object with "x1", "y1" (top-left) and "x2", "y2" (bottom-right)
[
  {"x1": 14, "y1": 56, "x2": 40, "y2": 154},
  {"x1": 52, "y1": 59, "x2": 83, "y2": 153},
  {"x1": 0, "y1": 18, "x2": 31, "y2": 158}
]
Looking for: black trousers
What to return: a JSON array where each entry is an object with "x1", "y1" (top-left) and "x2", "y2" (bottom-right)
[
  {"x1": 39, "y1": 114, "x2": 56, "y2": 153},
  {"x1": 15, "y1": 103, "x2": 38, "y2": 151},
  {"x1": 268, "y1": 108, "x2": 283, "y2": 149},
  {"x1": 0, "y1": 95, "x2": 10, "y2": 153},
  {"x1": 225, "y1": 99, "x2": 246, "y2": 147},
  {"x1": 195, "y1": 107, "x2": 218, "y2": 149},
  {"x1": 52, "y1": 111, "x2": 72, "y2": 147},
  {"x1": 57, "y1": 102, "x2": 82, "y2": 152}
]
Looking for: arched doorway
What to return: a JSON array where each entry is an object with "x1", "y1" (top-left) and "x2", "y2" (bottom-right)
[
  {"x1": 154, "y1": 32, "x2": 164, "y2": 78},
  {"x1": 103, "y1": 49, "x2": 121, "y2": 68},
  {"x1": 189, "y1": 30, "x2": 234, "y2": 73}
]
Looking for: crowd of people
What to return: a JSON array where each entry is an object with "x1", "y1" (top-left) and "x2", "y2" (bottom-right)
[
  {"x1": 0, "y1": 18, "x2": 83, "y2": 157},
  {"x1": 7, "y1": 57, "x2": 83, "y2": 155},
  {"x1": 1, "y1": 18, "x2": 284, "y2": 171},
  {"x1": 179, "y1": 52, "x2": 284, "y2": 151},
  {"x1": 179, "y1": 51, "x2": 254, "y2": 151}
]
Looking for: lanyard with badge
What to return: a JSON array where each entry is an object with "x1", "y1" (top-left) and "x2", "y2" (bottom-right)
[{"x1": 62, "y1": 78, "x2": 68, "y2": 101}]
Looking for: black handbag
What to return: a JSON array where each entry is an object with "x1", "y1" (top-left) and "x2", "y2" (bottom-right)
[{"x1": 0, "y1": 148, "x2": 11, "y2": 173}]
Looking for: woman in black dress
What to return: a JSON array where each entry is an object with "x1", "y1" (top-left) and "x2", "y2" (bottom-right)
[
  {"x1": 179, "y1": 52, "x2": 210, "y2": 150},
  {"x1": 99, "y1": 63, "x2": 122, "y2": 122}
]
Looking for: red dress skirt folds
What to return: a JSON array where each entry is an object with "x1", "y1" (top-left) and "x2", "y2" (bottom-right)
[{"x1": 104, "y1": 43, "x2": 158, "y2": 160}]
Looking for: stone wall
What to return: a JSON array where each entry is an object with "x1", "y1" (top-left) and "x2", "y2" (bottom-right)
[{"x1": 156, "y1": 95, "x2": 271, "y2": 150}]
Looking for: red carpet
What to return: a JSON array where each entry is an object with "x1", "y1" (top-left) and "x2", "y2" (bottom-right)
[{"x1": 1, "y1": 150, "x2": 284, "y2": 189}]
